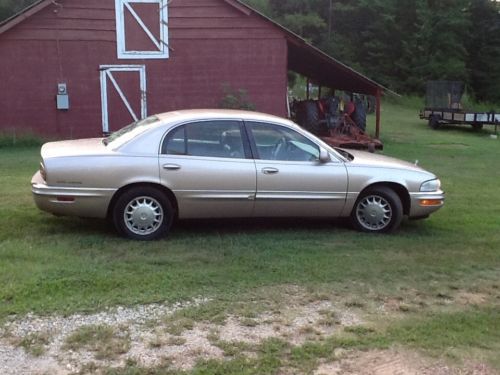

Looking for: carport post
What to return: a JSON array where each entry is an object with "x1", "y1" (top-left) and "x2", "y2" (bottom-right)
[{"x1": 375, "y1": 88, "x2": 381, "y2": 139}]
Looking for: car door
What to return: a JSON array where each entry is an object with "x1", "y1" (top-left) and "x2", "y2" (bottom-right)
[
  {"x1": 159, "y1": 120, "x2": 256, "y2": 219},
  {"x1": 246, "y1": 121, "x2": 348, "y2": 217}
]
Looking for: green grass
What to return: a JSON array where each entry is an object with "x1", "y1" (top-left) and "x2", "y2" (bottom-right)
[
  {"x1": 63, "y1": 324, "x2": 130, "y2": 360},
  {"x1": 16, "y1": 332, "x2": 50, "y2": 357},
  {"x1": 0, "y1": 99, "x2": 499, "y2": 371}
]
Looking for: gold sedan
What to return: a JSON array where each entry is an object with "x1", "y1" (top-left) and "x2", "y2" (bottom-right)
[{"x1": 32, "y1": 110, "x2": 444, "y2": 240}]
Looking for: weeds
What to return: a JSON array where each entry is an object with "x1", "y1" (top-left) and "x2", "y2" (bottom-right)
[{"x1": 63, "y1": 325, "x2": 130, "y2": 360}]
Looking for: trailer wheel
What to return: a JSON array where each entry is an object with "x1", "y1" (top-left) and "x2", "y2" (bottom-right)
[
  {"x1": 428, "y1": 115, "x2": 441, "y2": 129},
  {"x1": 472, "y1": 123, "x2": 483, "y2": 131}
]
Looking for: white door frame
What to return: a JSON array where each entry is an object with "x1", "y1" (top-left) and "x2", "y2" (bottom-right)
[{"x1": 100, "y1": 64, "x2": 147, "y2": 133}]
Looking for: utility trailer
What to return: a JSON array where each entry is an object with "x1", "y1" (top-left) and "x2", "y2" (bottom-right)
[{"x1": 419, "y1": 81, "x2": 499, "y2": 132}]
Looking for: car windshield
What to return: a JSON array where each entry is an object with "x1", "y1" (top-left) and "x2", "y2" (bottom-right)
[{"x1": 104, "y1": 116, "x2": 160, "y2": 147}]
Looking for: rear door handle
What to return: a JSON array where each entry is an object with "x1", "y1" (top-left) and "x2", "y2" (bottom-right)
[
  {"x1": 163, "y1": 164, "x2": 181, "y2": 171},
  {"x1": 262, "y1": 167, "x2": 279, "y2": 175}
]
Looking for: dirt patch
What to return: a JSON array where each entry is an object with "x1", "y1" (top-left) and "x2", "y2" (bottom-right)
[
  {"x1": 0, "y1": 293, "x2": 360, "y2": 374},
  {"x1": 315, "y1": 349, "x2": 498, "y2": 375},
  {"x1": 215, "y1": 300, "x2": 360, "y2": 346},
  {"x1": 455, "y1": 292, "x2": 489, "y2": 306},
  {"x1": 1, "y1": 284, "x2": 497, "y2": 374}
]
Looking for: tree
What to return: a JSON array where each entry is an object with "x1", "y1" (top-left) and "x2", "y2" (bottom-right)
[
  {"x1": 467, "y1": 0, "x2": 500, "y2": 103},
  {"x1": 0, "y1": 0, "x2": 37, "y2": 22},
  {"x1": 243, "y1": 0, "x2": 273, "y2": 16}
]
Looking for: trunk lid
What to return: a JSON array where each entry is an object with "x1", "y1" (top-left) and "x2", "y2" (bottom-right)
[{"x1": 41, "y1": 138, "x2": 110, "y2": 159}]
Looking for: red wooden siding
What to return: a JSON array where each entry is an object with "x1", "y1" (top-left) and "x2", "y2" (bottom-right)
[{"x1": 0, "y1": 0, "x2": 288, "y2": 138}]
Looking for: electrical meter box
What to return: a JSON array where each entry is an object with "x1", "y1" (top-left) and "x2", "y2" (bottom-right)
[{"x1": 57, "y1": 83, "x2": 69, "y2": 110}]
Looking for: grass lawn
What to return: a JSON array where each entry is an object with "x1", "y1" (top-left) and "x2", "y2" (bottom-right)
[{"x1": 0, "y1": 99, "x2": 499, "y2": 373}]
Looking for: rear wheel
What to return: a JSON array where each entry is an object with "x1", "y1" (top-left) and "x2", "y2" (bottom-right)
[
  {"x1": 352, "y1": 97, "x2": 367, "y2": 131},
  {"x1": 351, "y1": 187, "x2": 403, "y2": 233},
  {"x1": 297, "y1": 101, "x2": 320, "y2": 133},
  {"x1": 113, "y1": 187, "x2": 173, "y2": 240}
]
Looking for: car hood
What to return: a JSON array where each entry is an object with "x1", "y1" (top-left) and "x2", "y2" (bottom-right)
[
  {"x1": 345, "y1": 150, "x2": 428, "y2": 173},
  {"x1": 41, "y1": 138, "x2": 109, "y2": 159}
]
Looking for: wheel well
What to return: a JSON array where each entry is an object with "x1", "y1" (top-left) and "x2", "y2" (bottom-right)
[
  {"x1": 107, "y1": 183, "x2": 179, "y2": 219},
  {"x1": 360, "y1": 182, "x2": 410, "y2": 216}
]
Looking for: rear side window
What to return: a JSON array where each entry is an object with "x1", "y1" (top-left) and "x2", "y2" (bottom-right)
[
  {"x1": 161, "y1": 121, "x2": 246, "y2": 159},
  {"x1": 163, "y1": 126, "x2": 186, "y2": 155}
]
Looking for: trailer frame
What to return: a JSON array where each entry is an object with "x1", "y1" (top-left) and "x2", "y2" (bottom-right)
[{"x1": 420, "y1": 108, "x2": 500, "y2": 133}]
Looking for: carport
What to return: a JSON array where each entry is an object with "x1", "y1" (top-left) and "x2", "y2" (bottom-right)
[
  {"x1": 233, "y1": 0, "x2": 389, "y2": 139},
  {"x1": 287, "y1": 38, "x2": 385, "y2": 138}
]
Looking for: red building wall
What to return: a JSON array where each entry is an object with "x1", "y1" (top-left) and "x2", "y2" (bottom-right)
[{"x1": 0, "y1": 0, "x2": 288, "y2": 139}]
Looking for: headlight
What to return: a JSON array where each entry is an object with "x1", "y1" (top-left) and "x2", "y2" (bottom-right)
[{"x1": 420, "y1": 179, "x2": 441, "y2": 192}]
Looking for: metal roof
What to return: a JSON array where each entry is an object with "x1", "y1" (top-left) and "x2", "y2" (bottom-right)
[{"x1": 228, "y1": 0, "x2": 393, "y2": 96}]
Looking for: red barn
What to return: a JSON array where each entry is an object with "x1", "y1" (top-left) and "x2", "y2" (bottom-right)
[{"x1": 0, "y1": 0, "x2": 384, "y2": 139}]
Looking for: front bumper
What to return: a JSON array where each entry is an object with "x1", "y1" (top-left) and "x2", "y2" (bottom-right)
[
  {"x1": 31, "y1": 171, "x2": 115, "y2": 218},
  {"x1": 409, "y1": 190, "x2": 445, "y2": 218}
]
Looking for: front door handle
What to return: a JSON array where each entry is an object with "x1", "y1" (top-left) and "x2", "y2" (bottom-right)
[
  {"x1": 163, "y1": 164, "x2": 181, "y2": 171},
  {"x1": 262, "y1": 167, "x2": 279, "y2": 175}
]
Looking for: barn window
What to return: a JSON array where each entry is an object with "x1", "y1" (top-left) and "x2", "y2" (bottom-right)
[{"x1": 115, "y1": 0, "x2": 169, "y2": 59}]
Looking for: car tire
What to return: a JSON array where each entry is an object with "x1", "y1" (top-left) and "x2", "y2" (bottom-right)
[
  {"x1": 351, "y1": 187, "x2": 403, "y2": 233},
  {"x1": 113, "y1": 187, "x2": 173, "y2": 240}
]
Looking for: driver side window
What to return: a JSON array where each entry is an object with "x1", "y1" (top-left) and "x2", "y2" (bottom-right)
[{"x1": 248, "y1": 122, "x2": 320, "y2": 161}]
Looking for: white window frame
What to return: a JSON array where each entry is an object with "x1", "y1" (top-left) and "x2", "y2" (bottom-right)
[
  {"x1": 115, "y1": 0, "x2": 169, "y2": 59},
  {"x1": 100, "y1": 65, "x2": 147, "y2": 134}
]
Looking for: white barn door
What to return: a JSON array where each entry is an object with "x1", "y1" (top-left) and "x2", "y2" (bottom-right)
[
  {"x1": 100, "y1": 65, "x2": 147, "y2": 134},
  {"x1": 115, "y1": 0, "x2": 169, "y2": 59}
]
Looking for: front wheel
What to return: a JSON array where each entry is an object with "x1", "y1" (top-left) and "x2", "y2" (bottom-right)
[
  {"x1": 113, "y1": 187, "x2": 173, "y2": 240},
  {"x1": 351, "y1": 187, "x2": 403, "y2": 233}
]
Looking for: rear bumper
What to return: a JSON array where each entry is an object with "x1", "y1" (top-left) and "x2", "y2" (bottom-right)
[
  {"x1": 31, "y1": 171, "x2": 115, "y2": 218},
  {"x1": 409, "y1": 190, "x2": 445, "y2": 218}
]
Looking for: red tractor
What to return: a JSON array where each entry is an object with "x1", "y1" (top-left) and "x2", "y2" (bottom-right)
[{"x1": 292, "y1": 95, "x2": 383, "y2": 152}]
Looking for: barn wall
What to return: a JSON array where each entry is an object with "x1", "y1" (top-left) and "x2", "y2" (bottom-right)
[{"x1": 0, "y1": 0, "x2": 288, "y2": 139}]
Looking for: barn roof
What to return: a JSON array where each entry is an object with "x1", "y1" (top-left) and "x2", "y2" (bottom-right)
[
  {"x1": 0, "y1": 0, "x2": 390, "y2": 96},
  {"x1": 226, "y1": 0, "x2": 391, "y2": 97},
  {"x1": 0, "y1": 0, "x2": 51, "y2": 35}
]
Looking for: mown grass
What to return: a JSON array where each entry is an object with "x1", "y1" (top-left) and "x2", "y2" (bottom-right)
[{"x1": 0, "y1": 99, "x2": 499, "y2": 371}]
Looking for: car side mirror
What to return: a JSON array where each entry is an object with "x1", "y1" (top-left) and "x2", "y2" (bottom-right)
[{"x1": 319, "y1": 148, "x2": 330, "y2": 163}]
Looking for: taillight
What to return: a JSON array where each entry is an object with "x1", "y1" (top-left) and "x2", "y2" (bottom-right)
[{"x1": 40, "y1": 161, "x2": 47, "y2": 181}]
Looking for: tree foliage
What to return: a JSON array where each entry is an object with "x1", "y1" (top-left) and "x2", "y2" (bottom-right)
[
  {"x1": 245, "y1": 0, "x2": 500, "y2": 102},
  {"x1": 0, "y1": 0, "x2": 37, "y2": 21},
  {"x1": 467, "y1": 0, "x2": 500, "y2": 103}
]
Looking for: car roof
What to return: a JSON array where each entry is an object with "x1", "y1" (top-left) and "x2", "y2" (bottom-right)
[{"x1": 155, "y1": 109, "x2": 296, "y2": 128}]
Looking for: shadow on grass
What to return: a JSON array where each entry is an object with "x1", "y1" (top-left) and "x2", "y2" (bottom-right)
[{"x1": 34, "y1": 214, "x2": 438, "y2": 240}]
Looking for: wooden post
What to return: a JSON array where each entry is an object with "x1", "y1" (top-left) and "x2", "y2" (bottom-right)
[{"x1": 375, "y1": 89, "x2": 381, "y2": 139}]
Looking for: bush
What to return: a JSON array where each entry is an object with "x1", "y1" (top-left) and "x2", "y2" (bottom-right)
[{"x1": 219, "y1": 83, "x2": 256, "y2": 111}]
